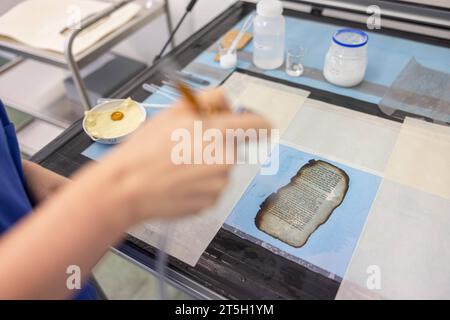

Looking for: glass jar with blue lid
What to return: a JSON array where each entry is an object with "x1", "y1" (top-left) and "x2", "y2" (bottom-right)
[{"x1": 323, "y1": 28, "x2": 369, "y2": 87}]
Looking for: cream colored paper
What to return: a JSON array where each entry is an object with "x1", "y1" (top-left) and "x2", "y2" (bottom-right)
[
  {"x1": 282, "y1": 99, "x2": 401, "y2": 175},
  {"x1": 222, "y1": 72, "x2": 310, "y2": 135},
  {"x1": 0, "y1": 0, "x2": 141, "y2": 55},
  {"x1": 384, "y1": 117, "x2": 450, "y2": 201},
  {"x1": 128, "y1": 163, "x2": 261, "y2": 266},
  {"x1": 337, "y1": 180, "x2": 450, "y2": 300}
]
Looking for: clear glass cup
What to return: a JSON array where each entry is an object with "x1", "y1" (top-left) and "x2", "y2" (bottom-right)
[{"x1": 285, "y1": 46, "x2": 306, "y2": 77}]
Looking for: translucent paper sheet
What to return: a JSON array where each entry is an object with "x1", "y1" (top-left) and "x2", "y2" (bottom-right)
[
  {"x1": 222, "y1": 72, "x2": 310, "y2": 135},
  {"x1": 338, "y1": 118, "x2": 450, "y2": 299},
  {"x1": 282, "y1": 99, "x2": 401, "y2": 176},
  {"x1": 379, "y1": 59, "x2": 450, "y2": 124},
  {"x1": 128, "y1": 163, "x2": 261, "y2": 267}
]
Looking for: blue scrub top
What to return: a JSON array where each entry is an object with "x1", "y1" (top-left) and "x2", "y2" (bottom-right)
[{"x1": 0, "y1": 101, "x2": 97, "y2": 300}]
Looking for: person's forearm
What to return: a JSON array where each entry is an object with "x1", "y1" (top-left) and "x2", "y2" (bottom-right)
[
  {"x1": 22, "y1": 160, "x2": 69, "y2": 203},
  {"x1": 0, "y1": 88, "x2": 268, "y2": 300},
  {"x1": 0, "y1": 161, "x2": 137, "y2": 299}
]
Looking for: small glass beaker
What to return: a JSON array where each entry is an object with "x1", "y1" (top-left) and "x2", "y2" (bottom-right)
[{"x1": 285, "y1": 46, "x2": 306, "y2": 77}]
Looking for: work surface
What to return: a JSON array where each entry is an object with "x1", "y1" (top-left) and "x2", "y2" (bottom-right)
[{"x1": 32, "y1": 2, "x2": 450, "y2": 299}]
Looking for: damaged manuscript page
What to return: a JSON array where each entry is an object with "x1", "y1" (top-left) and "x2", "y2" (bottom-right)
[{"x1": 256, "y1": 160, "x2": 349, "y2": 248}]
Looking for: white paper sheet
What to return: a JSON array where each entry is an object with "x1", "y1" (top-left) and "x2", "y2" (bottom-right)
[
  {"x1": 282, "y1": 99, "x2": 401, "y2": 176},
  {"x1": 0, "y1": 0, "x2": 141, "y2": 55},
  {"x1": 337, "y1": 180, "x2": 450, "y2": 299},
  {"x1": 384, "y1": 117, "x2": 450, "y2": 201}
]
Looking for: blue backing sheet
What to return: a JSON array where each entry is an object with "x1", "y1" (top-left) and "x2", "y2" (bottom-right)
[{"x1": 226, "y1": 144, "x2": 381, "y2": 278}]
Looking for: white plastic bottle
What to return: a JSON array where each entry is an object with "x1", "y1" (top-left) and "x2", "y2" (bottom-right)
[{"x1": 253, "y1": 0, "x2": 285, "y2": 70}]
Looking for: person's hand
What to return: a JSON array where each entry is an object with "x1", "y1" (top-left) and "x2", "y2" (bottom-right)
[
  {"x1": 0, "y1": 89, "x2": 270, "y2": 299},
  {"x1": 92, "y1": 88, "x2": 271, "y2": 226}
]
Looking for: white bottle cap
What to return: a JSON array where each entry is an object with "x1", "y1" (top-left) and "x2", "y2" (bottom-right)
[{"x1": 257, "y1": 0, "x2": 283, "y2": 17}]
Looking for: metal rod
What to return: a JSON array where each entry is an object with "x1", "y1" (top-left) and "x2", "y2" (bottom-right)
[
  {"x1": 0, "y1": 57, "x2": 24, "y2": 75},
  {"x1": 163, "y1": 0, "x2": 176, "y2": 48},
  {"x1": 64, "y1": 1, "x2": 133, "y2": 110}
]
